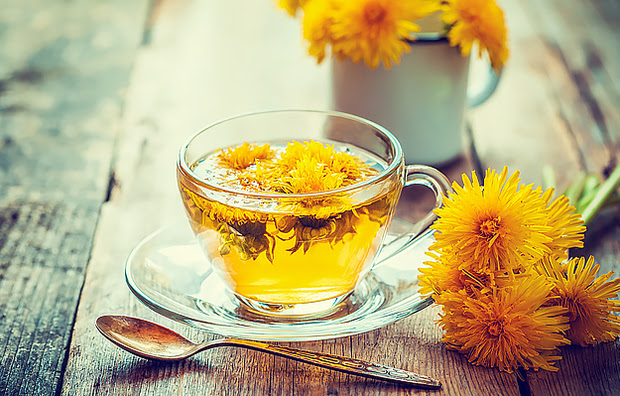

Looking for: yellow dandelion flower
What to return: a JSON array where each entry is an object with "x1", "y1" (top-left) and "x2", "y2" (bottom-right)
[
  {"x1": 280, "y1": 140, "x2": 339, "y2": 165},
  {"x1": 275, "y1": 0, "x2": 308, "y2": 16},
  {"x1": 419, "y1": 247, "x2": 524, "y2": 296},
  {"x1": 539, "y1": 190, "x2": 586, "y2": 261},
  {"x1": 277, "y1": 140, "x2": 375, "y2": 191},
  {"x1": 435, "y1": 275, "x2": 570, "y2": 373},
  {"x1": 217, "y1": 142, "x2": 273, "y2": 170},
  {"x1": 284, "y1": 157, "x2": 346, "y2": 193},
  {"x1": 330, "y1": 0, "x2": 439, "y2": 69},
  {"x1": 302, "y1": 0, "x2": 336, "y2": 63},
  {"x1": 430, "y1": 167, "x2": 553, "y2": 275},
  {"x1": 184, "y1": 187, "x2": 268, "y2": 225},
  {"x1": 419, "y1": 249, "x2": 495, "y2": 295},
  {"x1": 441, "y1": 0, "x2": 509, "y2": 72},
  {"x1": 277, "y1": 196, "x2": 353, "y2": 218},
  {"x1": 208, "y1": 139, "x2": 376, "y2": 216},
  {"x1": 537, "y1": 255, "x2": 620, "y2": 346}
]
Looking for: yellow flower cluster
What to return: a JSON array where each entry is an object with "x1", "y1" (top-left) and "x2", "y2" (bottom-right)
[
  {"x1": 216, "y1": 139, "x2": 376, "y2": 195},
  {"x1": 419, "y1": 167, "x2": 620, "y2": 373},
  {"x1": 274, "y1": 0, "x2": 509, "y2": 70},
  {"x1": 218, "y1": 142, "x2": 273, "y2": 170},
  {"x1": 441, "y1": 0, "x2": 509, "y2": 72}
]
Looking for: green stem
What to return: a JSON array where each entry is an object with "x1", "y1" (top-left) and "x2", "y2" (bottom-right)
[
  {"x1": 563, "y1": 171, "x2": 586, "y2": 206},
  {"x1": 576, "y1": 175, "x2": 602, "y2": 212},
  {"x1": 582, "y1": 174, "x2": 600, "y2": 196},
  {"x1": 577, "y1": 189, "x2": 598, "y2": 213},
  {"x1": 581, "y1": 164, "x2": 620, "y2": 225}
]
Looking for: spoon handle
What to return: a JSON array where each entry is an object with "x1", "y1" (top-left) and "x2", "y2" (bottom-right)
[{"x1": 211, "y1": 339, "x2": 441, "y2": 389}]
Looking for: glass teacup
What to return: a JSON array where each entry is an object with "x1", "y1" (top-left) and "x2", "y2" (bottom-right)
[{"x1": 176, "y1": 110, "x2": 450, "y2": 316}]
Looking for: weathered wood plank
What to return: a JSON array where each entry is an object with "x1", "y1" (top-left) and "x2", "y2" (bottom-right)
[
  {"x1": 524, "y1": 340, "x2": 620, "y2": 396},
  {"x1": 522, "y1": 0, "x2": 620, "y2": 159},
  {"x1": 0, "y1": 1, "x2": 150, "y2": 395},
  {"x1": 468, "y1": 0, "x2": 583, "y2": 187},
  {"x1": 61, "y1": 1, "x2": 523, "y2": 395},
  {"x1": 0, "y1": 1, "x2": 148, "y2": 202},
  {"x1": 0, "y1": 202, "x2": 99, "y2": 395}
]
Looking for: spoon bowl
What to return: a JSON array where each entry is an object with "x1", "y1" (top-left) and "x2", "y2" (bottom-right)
[
  {"x1": 96, "y1": 315, "x2": 199, "y2": 359},
  {"x1": 95, "y1": 315, "x2": 441, "y2": 389}
]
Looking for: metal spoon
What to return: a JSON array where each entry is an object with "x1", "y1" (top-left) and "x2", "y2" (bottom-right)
[{"x1": 95, "y1": 315, "x2": 441, "y2": 389}]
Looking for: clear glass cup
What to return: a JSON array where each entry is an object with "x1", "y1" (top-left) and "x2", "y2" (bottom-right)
[{"x1": 176, "y1": 110, "x2": 450, "y2": 317}]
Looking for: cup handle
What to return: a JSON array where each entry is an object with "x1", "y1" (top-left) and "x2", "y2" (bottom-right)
[
  {"x1": 375, "y1": 165, "x2": 452, "y2": 265},
  {"x1": 466, "y1": 63, "x2": 501, "y2": 108}
]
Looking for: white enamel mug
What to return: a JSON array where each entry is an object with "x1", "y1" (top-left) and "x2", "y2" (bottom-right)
[{"x1": 330, "y1": 35, "x2": 500, "y2": 165}]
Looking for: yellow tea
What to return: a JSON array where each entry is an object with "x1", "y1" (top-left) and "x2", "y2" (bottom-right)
[{"x1": 178, "y1": 140, "x2": 400, "y2": 305}]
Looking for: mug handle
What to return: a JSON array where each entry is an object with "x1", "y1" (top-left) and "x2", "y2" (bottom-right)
[
  {"x1": 375, "y1": 165, "x2": 452, "y2": 266},
  {"x1": 466, "y1": 64, "x2": 501, "y2": 108}
]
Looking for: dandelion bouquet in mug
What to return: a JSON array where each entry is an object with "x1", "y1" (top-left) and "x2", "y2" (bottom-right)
[
  {"x1": 419, "y1": 167, "x2": 620, "y2": 373},
  {"x1": 275, "y1": 0, "x2": 509, "y2": 71}
]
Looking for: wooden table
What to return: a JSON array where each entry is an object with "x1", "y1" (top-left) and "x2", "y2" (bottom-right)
[{"x1": 1, "y1": 1, "x2": 619, "y2": 395}]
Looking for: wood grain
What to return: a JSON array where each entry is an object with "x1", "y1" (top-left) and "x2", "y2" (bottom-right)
[{"x1": 0, "y1": 1, "x2": 149, "y2": 395}]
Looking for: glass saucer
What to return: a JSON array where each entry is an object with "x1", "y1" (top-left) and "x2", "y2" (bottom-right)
[{"x1": 125, "y1": 221, "x2": 435, "y2": 341}]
